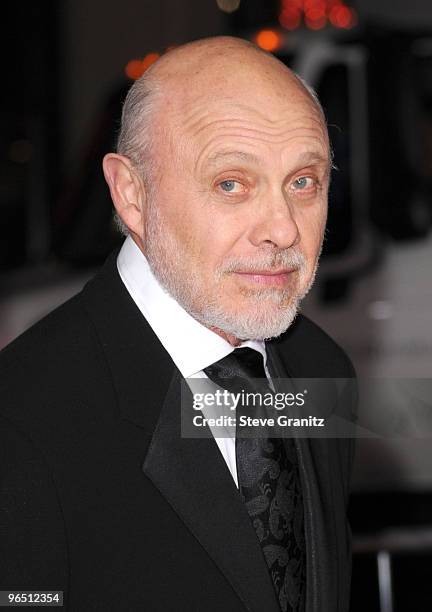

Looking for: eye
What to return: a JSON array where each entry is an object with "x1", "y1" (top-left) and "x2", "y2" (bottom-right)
[
  {"x1": 292, "y1": 176, "x2": 315, "y2": 190},
  {"x1": 218, "y1": 179, "x2": 244, "y2": 193}
]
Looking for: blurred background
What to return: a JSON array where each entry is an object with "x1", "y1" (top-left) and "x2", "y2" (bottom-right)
[{"x1": 1, "y1": 1, "x2": 432, "y2": 609}]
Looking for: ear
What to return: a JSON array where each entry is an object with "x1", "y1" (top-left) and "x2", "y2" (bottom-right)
[{"x1": 102, "y1": 153, "x2": 146, "y2": 237}]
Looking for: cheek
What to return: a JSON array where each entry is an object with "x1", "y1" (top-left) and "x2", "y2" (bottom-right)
[
  {"x1": 184, "y1": 203, "x2": 243, "y2": 268},
  {"x1": 154, "y1": 170, "x2": 248, "y2": 272},
  {"x1": 297, "y1": 206, "x2": 327, "y2": 252},
  {"x1": 201, "y1": 226, "x2": 239, "y2": 274},
  {"x1": 162, "y1": 200, "x2": 233, "y2": 272}
]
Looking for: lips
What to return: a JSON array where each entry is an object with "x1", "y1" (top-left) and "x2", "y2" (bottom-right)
[
  {"x1": 236, "y1": 269, "x2": 295, "y2": 276},
  {"x1": 233, "y1": 268, "x2": 296, "y2": 287}
]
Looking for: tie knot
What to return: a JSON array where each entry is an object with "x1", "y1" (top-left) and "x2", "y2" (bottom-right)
[{"x1": 204, "y1": 347, "x2": 267, "y2": 384}]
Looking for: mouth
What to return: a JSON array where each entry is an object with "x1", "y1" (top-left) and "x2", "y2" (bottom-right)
[{"x1": 232, "y1": 268, "x2": 297, "y2": 287}]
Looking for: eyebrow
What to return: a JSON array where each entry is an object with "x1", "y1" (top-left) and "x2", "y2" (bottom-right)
[
  {"x1": 294, "y1": 151, "x2": 331, "y2": 169},
  {"x1": 206, "y1": 149, "x2": 331, "y2": 171},
  {"x1": 206, "y1": 150, "x2": 260, "y2": 166}
]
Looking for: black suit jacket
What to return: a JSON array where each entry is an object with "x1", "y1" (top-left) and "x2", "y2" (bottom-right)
[{"x1": 0, "y1": 248, "x2": 357, "y2": 612}]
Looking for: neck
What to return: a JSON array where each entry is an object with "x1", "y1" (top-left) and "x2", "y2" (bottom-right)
[{"x1": 209, "y1": 326, "x2": 243, "y2": 347}]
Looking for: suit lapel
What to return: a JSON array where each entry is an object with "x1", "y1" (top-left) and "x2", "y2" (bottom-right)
[
  {"x1": 143, "y1": 368, "x2": 280, "y2": 612},
  {"x1": 81, "y1": 251, "x2": 280, "y2": 612}
]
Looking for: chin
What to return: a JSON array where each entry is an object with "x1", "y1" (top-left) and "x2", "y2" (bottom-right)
[{"x1": 201, "y1": 298, "x2": 301, "y2": 342}]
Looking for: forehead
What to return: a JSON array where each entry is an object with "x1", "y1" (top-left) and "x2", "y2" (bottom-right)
[{"x1": 164, "y1": 93, "x2": 329, "y2": 168}]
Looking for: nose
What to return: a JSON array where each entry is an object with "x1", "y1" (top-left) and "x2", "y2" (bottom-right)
[{"x1": 248, "y1": 190, "x2": 300, "y2": 250}]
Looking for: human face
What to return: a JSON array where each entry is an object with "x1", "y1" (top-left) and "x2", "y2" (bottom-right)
[{"x1": 143, "y1": 93, "x2": 330, "y2": 342}]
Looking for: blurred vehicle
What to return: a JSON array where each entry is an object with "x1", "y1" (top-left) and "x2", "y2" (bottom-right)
[{"x1": 277, "y1": 34, "x2": 376, "y2": 302}]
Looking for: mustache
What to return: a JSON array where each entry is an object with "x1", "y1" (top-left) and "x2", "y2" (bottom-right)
[{"x1": 217, "y1": 249, "x2": 306, "y2": 274}]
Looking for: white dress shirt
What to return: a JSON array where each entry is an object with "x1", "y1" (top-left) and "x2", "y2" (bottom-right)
[{"x1": 117, "y1": 235, "x2": 272, "y2": 487}]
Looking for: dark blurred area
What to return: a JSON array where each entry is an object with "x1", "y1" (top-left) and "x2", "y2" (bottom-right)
[
  {"x1": 1, "y1": 1, "x2": 60, "y2": 269},
  {"x1": 1, "y1": 1, "x2": 432, "y2": 610}
]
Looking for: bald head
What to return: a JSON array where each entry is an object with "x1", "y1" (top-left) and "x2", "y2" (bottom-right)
[
  {"x1": 144, "y1": 36, "x2": 315, "y2": 100},
  {"x1": 117, "y1": 36, "x2": 326, "y2": 183}
]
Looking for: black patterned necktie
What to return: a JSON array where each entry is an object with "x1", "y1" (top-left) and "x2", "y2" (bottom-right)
[{"x1": 204, "y1": 348, "x2": 306, "y2": 612}]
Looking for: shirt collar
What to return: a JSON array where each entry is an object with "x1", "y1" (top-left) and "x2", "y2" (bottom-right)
[{"x1": 116, "y1": 236, "x2": 268, "y2": 378}]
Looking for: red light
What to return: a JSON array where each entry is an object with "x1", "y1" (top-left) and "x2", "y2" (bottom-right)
[
  {"x1": 305, "y1": 15, "x2": 327, "y2": 30},
  {"x1": 304, "y1": 0, "x2": 325, "y2": 9},
  {"x1": 125, "y1": 52, "x2": 161, "y2": 80},
  {"x1": 306, "y1": 7, "x2": 326, "y2": 20},
  {"x1": 279, "y1": 0, "x2": 356, "y2": 31},
  {"x1": 279, "y1": 8, "x2": 302, "y2": 30},
  {"x1": 256, "y1": 29, "x2": 282, "y2": 52},
  {"x1": 329, "y1": 5, "x2": 354, "y2": 28},
  {"x1": 141, "y1": 52, "x2": 160, "y2": 70},
  {"x1": 125, "y1": 59, "x2": 144, "y2": 80}
]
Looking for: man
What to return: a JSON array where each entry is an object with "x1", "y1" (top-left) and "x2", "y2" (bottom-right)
[{"x1": 0, "y1": 37, "x2": 356, "y2": 611}]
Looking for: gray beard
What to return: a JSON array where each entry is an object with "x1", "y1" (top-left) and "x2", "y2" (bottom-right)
[{"x1": 144, "y1": 204, "x2": 321, "y2": 341}]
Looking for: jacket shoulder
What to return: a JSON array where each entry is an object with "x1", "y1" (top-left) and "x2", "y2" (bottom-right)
[
  {"x1": 0, "y1": 289, "x2": 100, "y2": 394},
  {"x1": 0, "y1": 284, "x2": 114, "y2": 442},
  {"x1": 272, "y1": 313, "x2": 356, "y2": 378}
]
